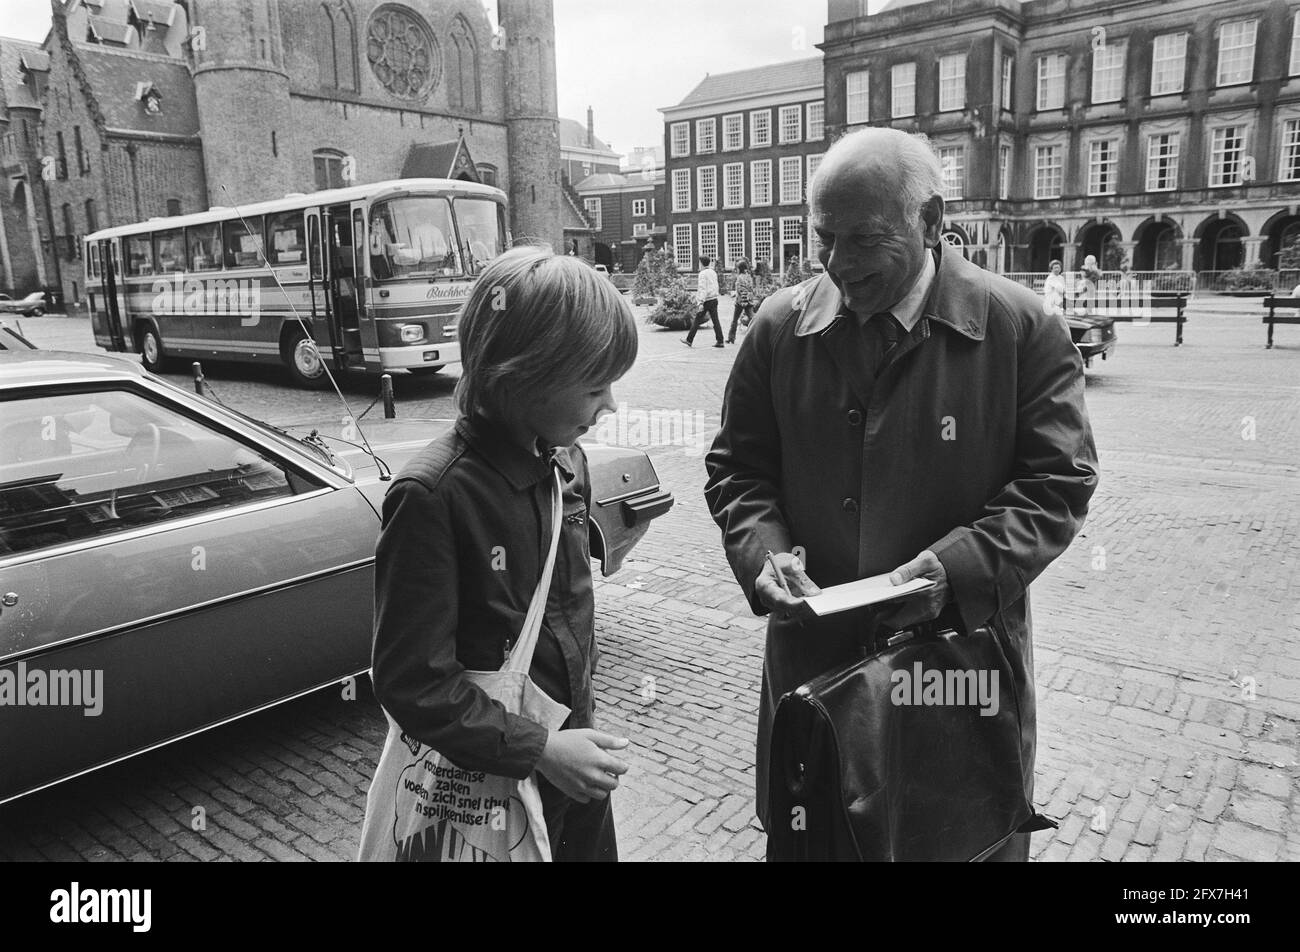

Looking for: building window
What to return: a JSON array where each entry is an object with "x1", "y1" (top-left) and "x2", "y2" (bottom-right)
[
  {"x1": 1036, "y1": 54, "x2": 1067, "y2": 111},
  {"x1": 938, "y1": 54, "x2": 966, "y2": 112},
  {"x1": 779, "y1": 156, "x2": 802, "y2": 205},
  {"x1": 724, "y1": 220, "x2": 745, "y2": 268},
  {"x1": 723, "y1": 113, "x2": 743, "y2": 151},
  {"x1": 632, "y1": 198, "x2": 647, "y2": 216},
  {"x1": 672, "y1": 168, "x2": 691, "y2": 212},
  {"x1": 1091, "y1": 41, "x2": 1125, "y2": 104},
  {"x1": 751, "y1": 159, "x2": 772, "y2": 206},
  {"x1": 1291, "y1": 14, "x2": 1300, "y2": 76},
  {"x1": 672, "y1": 224, "x2": 692, "y2": 270},
  {"x1": 476, "y1": 164, "x2": 497, "y2": 187},
  {"x1": 1281, "y1": 120, "x2": 1300, "y2": 182},
  {"x1": 806, "y1": 101, "x2": 824, "y2": 141},
  {"x1": 939, "y1": 146, "x2": 963, "y2": 200},
  {"x1": 447, "y1": 14, "x2": 480, "y2": 111},
  {"x1": 723, "y1": 163, "x2": 744, "y2": 209},
  {"x1": 166, "y1": 198, "x2": 182, "y2": 216},
  {"x1": 752, "y1": 219, "x2": 774, "y2": 269},
  {"x1": 1034, "y1": 144, "x2": 1063, "y2": 198},
  {"x1": 780, "y1": 217, "x2": 803, "y2": 263},
  {"x1": 1001, "y1": 54, "x2": 1013, "y2": 110},
  {"x1": 56, "y1": 131, "x2": 68, "y2": 179},
  {"x1": 779, "y1": 104, "x2": 802, "y2": 144},
  {"x1": 698, "y1": 222, "x2": 719, "y2": 263},
  {"x1": 998, "y1": 144, "x2": 1011, "y2": 200},
  {"x1": 1151, "y1": 33, "x2": 1187, "y2": 96},
  {"x1": 1216, "y1": 19, "x2": 1257, "y2": 87},
  {"x1": 584, "y1": 197, "x2": 602, "y2": 231},
  {"x1": 317, "y1": 0, "x2": 359, "y2": 92},
  {"x1": 807, "y1": 152, "x2": 824, "y2": 185},
  {"x1": 314, "y1": 149, "x2": 347, "y2": 189},
  {"x1": 671, "y1": 122, "x2": 690, "y2": 157},
  {"x1": 633, "y1": 223, "x2": 649, "y2": 237},
  {"x1": 1087, "y1": 139, "x2": 1119, "y2": 195},
  {"x1": 696, "y1": 118, "x2": 716, "y2": 154},
  {"x1": 892, "y1": 62, "x2": 916, "y2": 118},
  {"x1": 846, "y1": 70, "x2": 870, "y2": 124},
  {"x1": 750, "y1": 110, "x2": 771, "y2": 148},
  {"x1": 61, "y1": 203, "x2": 75, "y2": 258},
  {"x1": 697, "y1": 165, "x2": 717, "y2": 211},
  {"x1": 73, "y1": 125, "x2": 88, "y2": 176},
  {"x1": 84, "y1": 198, "x2": 97, "y2": 233},
  {"x1": 1146, "y1": 132, "x2": 1180, "y2": 191},
  {"x1": 1209, "y1": 125, "x2": 1245, "y2": 186}
]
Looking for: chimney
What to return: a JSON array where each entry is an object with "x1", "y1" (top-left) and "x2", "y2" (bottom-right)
[{"x1": 586, "y1": 106, "x2": 594, "y2": 149}]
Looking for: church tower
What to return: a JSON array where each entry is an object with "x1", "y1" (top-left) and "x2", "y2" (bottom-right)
[
  {"x1": 188, "y1": 0, "x2": 295, "y2": 206},
  {"x1": 499, "y1": 0, "x2": 561, "y2": 250}
]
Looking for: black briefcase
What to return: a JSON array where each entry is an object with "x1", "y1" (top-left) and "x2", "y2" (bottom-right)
[{"x1": 767, "y1": 620, "x2": 1055, "y2": 862}]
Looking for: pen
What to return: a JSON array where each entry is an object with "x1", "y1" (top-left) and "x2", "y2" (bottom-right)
[{"x1": 766, "y1": 550, "x2": 794, "y2": 598}]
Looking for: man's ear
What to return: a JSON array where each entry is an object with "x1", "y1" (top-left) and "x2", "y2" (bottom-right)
[{"x1": 920, "y1": 195, "x2": 945, "y2": 248}]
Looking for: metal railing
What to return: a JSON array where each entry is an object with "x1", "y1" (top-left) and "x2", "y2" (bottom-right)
[
  {"x1": 1001, "y1": 269, "x2": 1300, "y2": 295},
  {"x1": 1002, "y1": 271, "x2": 1196, "y2": 294}
]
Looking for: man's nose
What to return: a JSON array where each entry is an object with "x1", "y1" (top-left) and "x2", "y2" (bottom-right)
[{"x1": 824, "y1": 239, "x2": 856, "y2": 278}]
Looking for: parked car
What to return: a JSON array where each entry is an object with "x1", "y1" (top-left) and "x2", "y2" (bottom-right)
[
  {"x1": 0, "y1": 319, "x2": 36, "y2": 351},
  {"x1": 0, "y1": 292, "x2": 46, "y2": 317},
  {"x1": 593, "y1": 264, "x2": 610, "y2": 277},
  {"x1": 0, "y1": 351, "x2": 674, "y2": 805},
  {"x1": 1067, "y1": 313, "x2": 1116, "y2": 368}
]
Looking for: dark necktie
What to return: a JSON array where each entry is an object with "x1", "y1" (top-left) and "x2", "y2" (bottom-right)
[{"x1": 869, "y1": 311, "x2": 904, "y2": 375}]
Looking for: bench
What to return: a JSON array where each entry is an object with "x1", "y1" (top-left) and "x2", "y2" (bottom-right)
[
  {"x1": 1100, "y1": 292, "x2": 1190, "y2": 346},
  {"x1": 1261, "y1": 297, "x2": 1300, "y2": 348}
]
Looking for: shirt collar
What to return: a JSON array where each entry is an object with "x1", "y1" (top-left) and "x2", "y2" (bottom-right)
[
  {"x1": 888, "y1": 249, "x2": 936, "y2": 332},
  {"x1": 455, "y1": 414, "x2": 575, "y2": 491}
]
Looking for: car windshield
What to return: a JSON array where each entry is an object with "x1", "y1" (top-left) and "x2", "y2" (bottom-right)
[
  {"x1": 368, "y1": 197, "x2": 459, "y2": 280},
  {"x1": 0, "y1": 389, "x2": 323, "y2": 557}
]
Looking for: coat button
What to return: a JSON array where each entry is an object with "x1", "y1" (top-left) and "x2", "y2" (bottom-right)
[
  {"x1": 847, "y1": 409, "x2": 863, "y2": 426},
  {"x1": 842, "y1": 497, "x2": 858, "y2": 513}
]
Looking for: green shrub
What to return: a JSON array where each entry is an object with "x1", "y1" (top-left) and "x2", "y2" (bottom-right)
[{"x1": 647, "y1": 276, "x2": 698, "y2": 330}]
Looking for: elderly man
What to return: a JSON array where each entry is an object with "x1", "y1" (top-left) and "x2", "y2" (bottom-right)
[{"x1": 703, "y1": 128, "x2": 1098, "y2": 861}]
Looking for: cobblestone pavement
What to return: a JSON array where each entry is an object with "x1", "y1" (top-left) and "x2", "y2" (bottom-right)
[{"x1": 1, "y1": 295, "x2": 1297, "y2": 862}]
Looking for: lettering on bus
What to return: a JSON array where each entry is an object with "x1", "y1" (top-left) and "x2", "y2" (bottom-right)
[
  {"x1": 425, "y1": 284, "x2": 471, "y2": 301},
  {"x1": 151, "y1": 274, "x2": 262, "y2": 326}
]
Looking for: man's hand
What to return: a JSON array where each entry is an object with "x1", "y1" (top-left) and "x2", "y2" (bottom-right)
[
  {"x1": 878, "y1": 549, "x2": 951, "y2": 629},
  {"x1": 754, "y1": 552, "x2": 822, "y2": 619}
]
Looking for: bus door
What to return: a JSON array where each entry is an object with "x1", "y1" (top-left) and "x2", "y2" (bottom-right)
[
  {"x1": 323, "y1": 203, "x2": 365, "y2": 372},
  {"x1": 352, "y1": 204, "x2": 381, "y2": 373},
  {"x1": 306, "y1": 210, "x2": 342, "y2": 368},
  {"x1": 100, "y1": 238, "x2": 129, "y2": 352}
]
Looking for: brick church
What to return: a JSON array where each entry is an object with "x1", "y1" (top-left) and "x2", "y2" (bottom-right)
[{"x1": 0, "y1": 0, "x2": 583, "y2": 309}]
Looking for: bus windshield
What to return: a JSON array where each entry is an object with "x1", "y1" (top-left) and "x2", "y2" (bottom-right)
[
  {"x1": 454, "y1": 198, "x2": 506, "y2": 275},
  {"x1": 368, "y1": 197, "x2": 459, "y2": 280}
]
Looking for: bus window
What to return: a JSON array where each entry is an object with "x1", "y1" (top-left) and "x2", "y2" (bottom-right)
[
  {"x1": 126, "y1": 234, "x2": 154, "y2": 276},
  {"x1": 368, "y1": 197, "x2": 458, "y2": 280},
  {"x1": 453, "y1": 199, "x2": 506, "y2": 275},
  {"x1": 186, "y1": 222, "x2": 222, "y2": 271},
  {"x1": 267, "y1": 211, "x2": 306, "y2": 266},
  {"x1": 154, "y1": 229, "x2": 184, "y2": 273},
  {"x1": 308, "y1": 215, "x2": 322, "y2": 280},
  {"x1": 223, "y1": 216, "x2": 266, "y2": 269},
  {"x1": 87, "y1": 244, "x2": 101, "y2": 280}
]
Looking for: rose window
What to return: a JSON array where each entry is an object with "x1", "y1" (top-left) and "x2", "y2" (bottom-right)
[{"x1": 366, "y1": 6, "x2": 440, "y2": 100}]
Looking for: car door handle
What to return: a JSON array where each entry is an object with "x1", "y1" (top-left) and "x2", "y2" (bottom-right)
[{"x1": 0, "y1": 592, "x2": 17, "y2": 616}]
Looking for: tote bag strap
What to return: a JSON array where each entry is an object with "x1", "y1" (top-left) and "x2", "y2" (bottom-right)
[{"x1": 505, "y1": 467, "x2": 564, "y2": 675}]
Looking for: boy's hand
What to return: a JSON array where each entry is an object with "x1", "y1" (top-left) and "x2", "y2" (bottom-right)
[{"x1": 537, "y1": 729, "x2": 630, "y2": 803}]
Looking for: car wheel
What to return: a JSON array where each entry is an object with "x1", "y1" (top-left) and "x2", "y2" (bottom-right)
[
  {"x1": 139, "y1": 325, "x2": 166, "y2": 373},
  {"x1": 28, "y1": 307, "x2": 44, "y2": 317},
  {"x1": 284, "y1": 328, "x2": 331, "y2": 390}
]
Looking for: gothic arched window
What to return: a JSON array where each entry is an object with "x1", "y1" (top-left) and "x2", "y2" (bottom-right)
[
  {"x1": 317, "y1": 1, "x2": 359, "y2": 91},
  {"x1": 447, "y1": 15, "x2": 480, "y2": 112}
]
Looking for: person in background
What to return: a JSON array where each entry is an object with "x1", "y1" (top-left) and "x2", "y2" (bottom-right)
[
  {"x1": 682, "y1": 255, "x2": 724, "y2": 348},
  {"x1": 728, "y1": 260, "x2": 757, "y2": 344},
  {"x1": 1042, "y1": 260, "x2": 1067, "y2": 316},
  {"x1": 1079, "y1": 254, "x2": 1101, "y2": 314}
]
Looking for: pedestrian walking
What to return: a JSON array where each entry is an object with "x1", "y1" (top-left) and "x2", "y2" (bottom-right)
[
  {"x1": 728, "y1": 260, "x2": 757, "y2": 343},
  {"x1": 1042, "y1": 259, "x2": 1067, "y2": 316},
  {"x1": 682, "y1": 255, "x2": 724, "y2": 348},
  {"x1": 362, "y1": 245, "x2": 636, "y2": 862},
  {"x1": 704, "y1": 128, "x2": 1098, "y2": 861}
]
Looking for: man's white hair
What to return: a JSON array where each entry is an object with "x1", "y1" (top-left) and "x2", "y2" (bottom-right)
[{"x1": 811, "y1": 127, "x2": 944, "y2": 218}]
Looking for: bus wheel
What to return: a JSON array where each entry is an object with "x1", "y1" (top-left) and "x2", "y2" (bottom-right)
[
  {"x1": 139, "y1": 325, "x2": 166, "y2": 373},
  {"x1": 284, "y1": 329, "x2": 330, "y2": 390}
]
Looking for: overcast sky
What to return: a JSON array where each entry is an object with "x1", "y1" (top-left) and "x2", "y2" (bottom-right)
[{"x1": 0, "y1": 0, "x2": 888, "y2": 156}]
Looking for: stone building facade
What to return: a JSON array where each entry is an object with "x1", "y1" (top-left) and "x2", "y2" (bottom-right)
[
  {"x1": 821, "y1": 0, "x2": 1300, "y2": 278},
  {"x1": 575, "y1": 166, "x2": 667, "y2": 272},
  {"x1": 0, "y1": 0, "x2": 565, "y2": 307},
  {"x1": 661, "y1": 57, "x2": 826, "y2": 275}
]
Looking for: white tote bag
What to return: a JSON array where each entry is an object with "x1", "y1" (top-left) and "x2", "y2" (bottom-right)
[{"x1": 358, "y1": 471, "x2": 571, "y2": 862}]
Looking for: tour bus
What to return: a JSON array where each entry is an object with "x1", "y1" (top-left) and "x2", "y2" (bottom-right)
[{"x1": 83, "y1": 178, "x2": 508, "y2": 388}]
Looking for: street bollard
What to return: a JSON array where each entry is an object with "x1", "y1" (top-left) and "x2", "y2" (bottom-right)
[
  {"x1": 192, "y1": 362, "x2": 204, "y2": 396},
  {"x1": 381, "y1": 373, "x2": 396, "y2": 419}
]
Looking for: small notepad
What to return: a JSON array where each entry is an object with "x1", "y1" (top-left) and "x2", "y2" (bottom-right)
[{"x1": 802, "y1": 573, "x2": 936, "y2": 617}]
